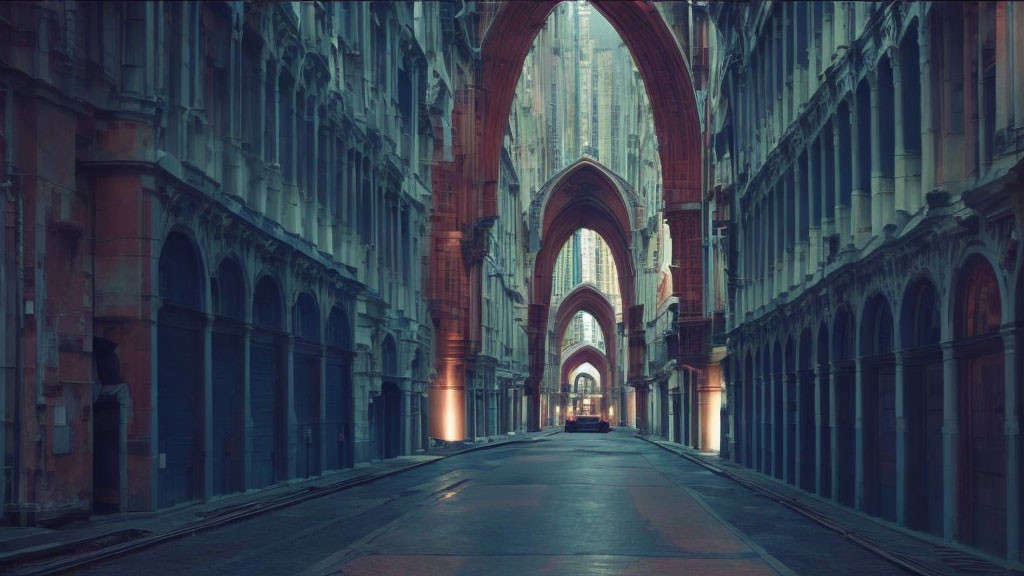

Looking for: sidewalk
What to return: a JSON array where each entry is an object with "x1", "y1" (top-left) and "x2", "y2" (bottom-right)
[
  {"x1": 639, "y1": 435, "x2": 1024, "y2": 576},
  {"x1": 0, "y1": 428, "x2": 559, "y2": 574}
]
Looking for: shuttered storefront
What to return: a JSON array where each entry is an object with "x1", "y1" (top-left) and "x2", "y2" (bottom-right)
[
  {"x1": 211, "y1": 329, "x2": 243, "y2": 496},
  {"x1": 325, "y1": 353, "x2": 351, "y2": 470},
  {"x1": 157, "y1": 311, "x2": 201, "y2": 508},
  {"x1": 250, "y1": 335, "x2": 280, "y2": 488},
  {"x1": 293, "y1": 346, "x2": 320, "y2": 478}
]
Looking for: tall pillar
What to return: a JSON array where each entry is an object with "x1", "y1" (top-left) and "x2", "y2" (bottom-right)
[
  {"x1": 869, "y1": 73, "x2": 894, "y2": 232},
  {"x1": 894, "y1": 350, "x2": 907, "y2": 526},
  {"x1": 833, "y1": 116, "x2": 850, "y2": 248},
  {"x1": 940, "y1": 341, "x2": 959, "y2": 542},
  {"x1": 402, "y1": 382, "x2": 412, "y2": 455},
  {"x1": 242, "y1": 325, "x2": 253, "y2": 490},
  {"x1": 995, "y1": 3, "x2": 1012, "y2": 135},
  {"x1": 849, "y1": 92, "x2": 869, "y2": 248},
  {"x1": 757, "y1": 373, "x2": 765, "y2": 473},
  {"x1": 782, "y1": 355, "x2": 792, "y2": 485},
  {"x1": 829, "y1": 366, "x2": 840, "y2": 501},
  {"x1": 285, "y1": 334, "x2": 296, "y2": 479},
  {"x1": 202, "y1": 314, "x2": 214, "y2": 500},
  {"x1": 1013, "y1": 3, "x2": 1024, "y2": 131},
  {"x1": 919, "y1": 20, "x2": 936, "y2": 204},
  {"x1": 819, "y1": 133, "x2": 831, "y2": 264},
  {"x1": 319, "y1": 344, "x2": 329, "y2": 473},
  {"x1": 770, "y1": 353, "x2": 778, "y2": 479},
  {"x1": 1002, "y1": 328, "x2": 1020, "y2": 561},
  {"x1": 833, "y1": 2, "x2": 848, "y2": 57},
  {"x1": 430, "y1": 334, "x2": 466, "y2": 436},
  {"x1": 794, "y1": 166, "x2": 806, "y2": 286},
  {"x1": 813, "y1": 362, "x2": 823, "y2": 495},
  {"x1": 854, "y1": 356, "x2": 864, "y2": 511},
  {"x1": 822, "y1": 6, "x2": 834, "y2": 67},
  {"x1": 808, "y1": 149, "x2": 819, "y2": 275},
  {"x1": 892, "y1": 49, "x2": 909, "y2": 217}
]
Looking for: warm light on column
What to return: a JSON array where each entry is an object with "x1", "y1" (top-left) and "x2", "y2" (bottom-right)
[
  {"x1": 701, "y1": 365, "x2": 723, "y2": 452},
  {"x1": 608, "y1": 405, "x2": 614, "y2": 419},
  {"x1": 430, "y1": 359, "x2": 465, "y2": 441}
]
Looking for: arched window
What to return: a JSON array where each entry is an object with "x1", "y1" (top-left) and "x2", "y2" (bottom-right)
[
  {"x1": 294, "y1": 293, "x2": 320, "y2": 343},
  {"x1": 253, "y1": 276, "x2": 283, "y2": 330},
  {"x1": 959, "y1": 256, "x2": 1002, "y2": 338},
  {"x1": 159, "y1": 232, "x2": 202, "y2": 309}
]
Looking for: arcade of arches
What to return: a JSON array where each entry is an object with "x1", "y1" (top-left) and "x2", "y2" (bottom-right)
[{"x1": 3, "y1": 0, "x2": 1024, "y2": 567}]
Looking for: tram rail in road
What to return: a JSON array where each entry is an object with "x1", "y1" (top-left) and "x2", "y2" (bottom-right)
[{"x1": 2, "y1": 433, "x2": 557, "y2": 576}]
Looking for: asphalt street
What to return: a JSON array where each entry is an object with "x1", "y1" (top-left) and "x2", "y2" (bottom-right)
[{"x1": 71, "y1": 430, "x2": 905, "y2": 575}]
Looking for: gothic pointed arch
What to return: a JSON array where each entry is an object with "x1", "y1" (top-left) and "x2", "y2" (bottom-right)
[
  {"x1": 429, "y1": 0, "x2": 705, "y2": 439},
  {"x1": 559, "y1": 344, "x2": 609, "y2": 391}
]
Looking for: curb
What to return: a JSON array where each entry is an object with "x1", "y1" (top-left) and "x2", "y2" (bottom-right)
[
  {"x1": 635, "y1": 435, "x2": 947, "y2": 576},
  {"x1": 5, "y1": 431, "x2": 558, "y2": 576}
]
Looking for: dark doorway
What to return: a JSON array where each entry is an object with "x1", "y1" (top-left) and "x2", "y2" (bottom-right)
[
  {"x1": 157, "y1": 232, "x2": 204, "y2": 509},
  {"x1": 92, "y1": 397, "x2": 120, "y2": 514},
  {"x1": 955, "y1": 256, "x2": 1006, "y2": 556},
  {"x1": 211, "y1": 258, "x2": 245, "y2": 497},
  {"x1": 294, "y1": 293, "x2": 322, "y2": 478},
  {"x1": 382, "y1": 381, "x2": 402, "y2": 459},
  {"x1": 251, "y1": 275, "x2": 285, "y2": 488},
  {"x1": 901, "y1": 278, "x2": 943, "y2": 536},
  {"x1": 325, "y1": 306, "x2": 353, "y2": 470}
]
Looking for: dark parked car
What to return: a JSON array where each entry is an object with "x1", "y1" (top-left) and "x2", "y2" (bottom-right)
[{"x1": 564, "y1": 415, "x2": 610, "y2": 433}]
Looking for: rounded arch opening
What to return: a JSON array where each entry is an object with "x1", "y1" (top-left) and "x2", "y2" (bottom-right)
[
  {"x1": 900, "y1": 277, "x2": 944, "y2": 535},
  {"x1": 953, "y1": 254, "x2": 1006, "y2": 555},
  {"x1": 156, "y1": 230, "x2": 205, "y2": 508},
  {"x1": 859, "y1": 293, "x2": 896, "y2": 521},
  {"x1": 159, "y1": 231, "x2": 203, "y2": 309},
  {"x1": 253, "y1": 276, "x2": 284, "y2": 331}
]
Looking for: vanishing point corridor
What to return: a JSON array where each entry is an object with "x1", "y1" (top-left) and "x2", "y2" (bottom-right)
[
  {"x1": 65, "y1": 432, "x2": 903, "y2": 576},
  {"x1": 3, "y1": 0, "x2": 1024, "y2": 574}
]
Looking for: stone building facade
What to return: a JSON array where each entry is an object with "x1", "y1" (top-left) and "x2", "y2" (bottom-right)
[
  {"x1": 0, "y1": 1, "x2": 478, "y2": 522},
  {"x1": 710, "y1": 0, "x2": 1024, "y2": 563}
]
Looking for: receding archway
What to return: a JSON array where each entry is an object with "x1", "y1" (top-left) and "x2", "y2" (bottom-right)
[
  {"x1": 561, "y1": 344, "x2": 610, "y2": 419},
  {"x1": 530, "y1": 161, "x2": 636, "y2": 434},
  {"x1": 429, "y1": 1, "x2": 704, "y2": 440},
  {"x1": 554, "y1": 283, "x2": 618, "y2": 410}
]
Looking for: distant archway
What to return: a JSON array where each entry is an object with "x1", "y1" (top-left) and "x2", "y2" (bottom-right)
[
  {"x1": 561, "y1": 344, "x2": 610, "y2": 419},
  {"x1": 429, "y1": 1, "x2": 705, "y2": 440},
  {"x1": 530, "y1": 161, "x2": 637, "y2": 433}
]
